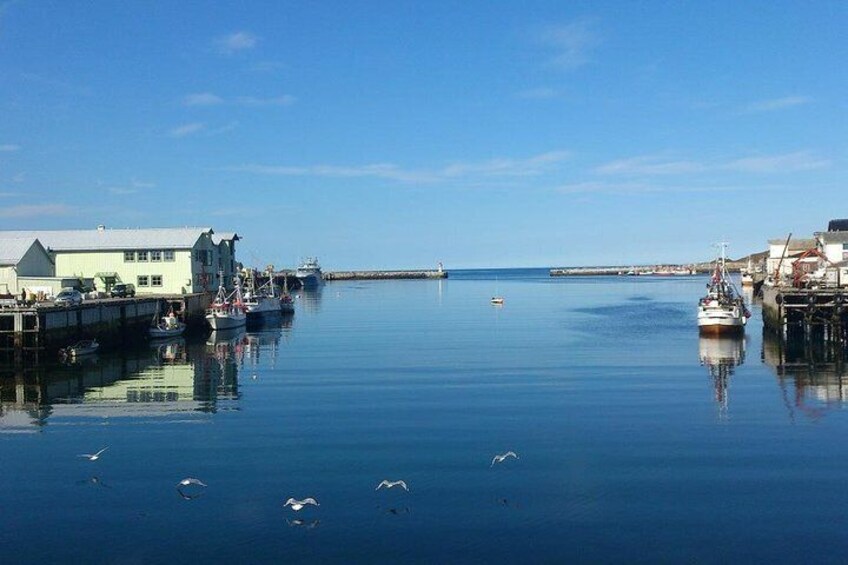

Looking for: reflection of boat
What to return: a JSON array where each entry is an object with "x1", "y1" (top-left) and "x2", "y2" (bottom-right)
[
  {"x1": 206, "y1": 276, "x2": 247, "y2": 330},
  {"x1": 149, "y1": 308, "x2": 186, "y2": 339},
  {"x1": 698, "y1": 244, "x2": 750, "y2": 335},
  {"x1": 699, "y1": 335, "x2": 746, "y2": 415},
  {"x1": 60, "y1": 339, "x2": 99, "y2": 359},
  {"x1": 295, "y1": 258, "x2": 324, "y2": 288}
]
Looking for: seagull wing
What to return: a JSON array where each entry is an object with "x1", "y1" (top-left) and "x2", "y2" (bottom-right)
[
  {"x1": 302, "y1": 497, "x2": 319, "y2": 506},
  {"x1": 506, "y1": 451, "x2": 518, "y2": 459},
  {"x1": 283, "y1": 498, "x2": 296, "y2": 507},
  {"x1": 376, "y1": 481, "x2": 389, "y2": 491},
  {"x1": 78, "y1": 454, "x2": 93, "y2": 459},
  {"x1": 397, "y1": 480, "x2": 409, "y2": 491},
  {"x1": 94, "y1": 447, "x2": 109, "y2": 458}
]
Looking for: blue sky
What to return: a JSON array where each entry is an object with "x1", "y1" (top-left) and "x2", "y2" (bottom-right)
[{"x1": 0, "y1": 1, "x2": 846, "y2": 269}]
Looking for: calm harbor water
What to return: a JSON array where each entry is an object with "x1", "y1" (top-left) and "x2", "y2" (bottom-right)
[{"x1": 2, "y1": 268, "x2": 848, "y2": 563}]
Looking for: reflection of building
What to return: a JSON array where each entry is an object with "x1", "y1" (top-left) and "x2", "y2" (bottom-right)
[
  {"x1": 699, "y1": 336, "x2": 746, "y2": 416},
  {"x1": 763, "y1": 330, "x2": 848, "y2": 418},
  {"x1": 0, "y1": 338, "x2": 241, "y2": 431}
]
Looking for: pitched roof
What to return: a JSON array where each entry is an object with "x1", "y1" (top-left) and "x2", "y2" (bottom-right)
[
  {"x1": 0, "y1": 227, "x2": 213, "y2": 251},
  {"x1": 211, "y1": 232, "x2": 240, "y2": 245},
  {"x1": 0, "y1": 237, "x2": 44, "y2": 266},
  {"x1": 817, "y1": 231, "x2": 848, "y2": 244}
]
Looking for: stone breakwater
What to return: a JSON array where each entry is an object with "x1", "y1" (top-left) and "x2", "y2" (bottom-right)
[{"x1": 324, "y1": 270, "x2": 448, "y2": 281}]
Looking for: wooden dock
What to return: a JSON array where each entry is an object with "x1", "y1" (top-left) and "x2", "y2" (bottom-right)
[
  {"x1": 324, "y1": 270, "x2": 447, "y2": 281},
  {"x1": 762, "y1": 285, "x2": 848, "y2": 341}
]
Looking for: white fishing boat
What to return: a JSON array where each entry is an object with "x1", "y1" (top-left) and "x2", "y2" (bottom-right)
[
  {"x1": 740, "y1": 258, "x2": 754, "y2": 287},
  {"x1": 205, "y1": 276, "x2": 247, "y2": 330},
  {"x1": 698, "y1": 243, "x2": 750, "y2": 335},
  {"x1": 295, "y1": 257, "x2": 324, "y2": 288},
  {"x1": 149, "y1": 307, "x2": 186, "y2": 339},
  {"x1": 491, "y1": 297, "x2": 504, "y2": 305},
  {"x1": 243, "y1": 271, "x2": 282, "y2": 320}
]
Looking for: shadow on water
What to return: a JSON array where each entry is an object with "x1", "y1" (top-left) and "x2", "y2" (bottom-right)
[
  {"x1": 0, "y1": 317, "x2": 292, "y2": 432},
  {"x1": 570, "y1": 299, "x2": 692, "y2": 336}
]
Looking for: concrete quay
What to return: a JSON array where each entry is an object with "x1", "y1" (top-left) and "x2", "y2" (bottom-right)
[{"x1": 324, "y1": 270, "x2": 448, "y2": 281}]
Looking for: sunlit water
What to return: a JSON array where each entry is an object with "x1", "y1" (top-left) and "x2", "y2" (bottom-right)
[{"x1": 2, "y1": 269, "x2": 848, "y2": 563}]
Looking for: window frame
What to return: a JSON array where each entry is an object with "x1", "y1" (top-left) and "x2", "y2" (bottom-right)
[
  {"x1": 137, "y1": 275, "x2": 150, "y2": 287},
  {"x1": 137, "y1": 250, "x2": 149, "y2": 262},
  {"x1": 124, "y1": 251, "x2": 135, "y2": 262},
  {"x1": 151, "y1": 275, "x2": 163, "y2": 287}
]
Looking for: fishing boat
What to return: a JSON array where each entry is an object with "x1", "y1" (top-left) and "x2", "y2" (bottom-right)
[
  {"x1": 491, "y1": 297, "x2": 504, "y2": 305},
  {"x1": 205, "y1": 276, "x2": 247, "y2": 330},
  {"x1": 60, "y1": 339, "x2": 99, "y2": 359},
  {"x1": 149, "y1": 307, "x2": 186, "y2": 339},
  {"x1": 740, "y1": 258, "x2": 754, "y2": 287},
  {"x1": 243, "y1": 270, "x2": 283, "y2": 320},
  {"x1": 698, "y1": 244, "x2": 750, "y2": 335},
  {"x1": 295, "y1": 257, "x2": 324, "y2": 288}
]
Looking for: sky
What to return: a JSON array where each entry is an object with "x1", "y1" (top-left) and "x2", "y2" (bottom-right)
[{"x1": 0, "y1": 1, "x2": 846, "y2": 269}]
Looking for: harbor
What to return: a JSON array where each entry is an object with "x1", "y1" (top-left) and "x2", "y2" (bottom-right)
[{"x1": 324, "y1": 269, "x2": 447, "y2": 281}]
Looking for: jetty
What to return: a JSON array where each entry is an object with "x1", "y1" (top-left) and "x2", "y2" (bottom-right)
[
  {"x1": 324, "y1": 270, "x2": 448, "y2": 281},
  {"x1": 0, "y1": 294, "x2": 210, "y2": 357}
]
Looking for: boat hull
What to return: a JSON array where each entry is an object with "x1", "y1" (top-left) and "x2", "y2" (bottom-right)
[
  {"x1": 698, "y1": 310, "x2": 746, "y2": 335},
  {"x1": 206, "y1": 312, "x2": 246, "y2": 330},
  {"x1": 296, "y1": 273, "x2": 323, "y2": 288},
  {"x1": 149, "y1": 325, "x2": 186, "y2": 339}
]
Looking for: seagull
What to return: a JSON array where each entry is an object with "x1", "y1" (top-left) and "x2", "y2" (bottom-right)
[
  {"x1": 78, "y1": 447, "x2": 109, "y2": 461},
  {"x1": 177, "y1": 477, "x2": 207, "y2": 488},
  {"x1": 491, "y1": 451, "x2": 519, "y2": 466},
  {"x1": 376, "y1": 480, "x2": 409, "y2": 492},
  {"x1": 284, "y1": 497, "x2": 319, "y2": 511}
]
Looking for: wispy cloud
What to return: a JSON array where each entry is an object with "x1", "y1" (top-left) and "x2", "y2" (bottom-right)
[
  {"x1": 169, "y1": 122, "x2": 206, "y2": 138},
  {"x1": 11, "y1": 172, "x2": 25, "y2": 183},
  {"x1": 538, "y1": 19, "x2": 600, "y2": 71},
  {"x1": 207, "y1": 121, "x2": 240, "y2": 136},
  {"x1": 595, "y1": 155, "x2": 704, "y2": 176},
  {"x1": 0, "y1": 204, "x2": 73, "y2": 218},
  {"x1": 235, "y1": 95, "x2": 296, "y2": 107},
  {"x1": 0, "y1": 191, "x2": 21, "y2": 197},
  {"x1": 131, "y1": 178, "x2": 156, "y2": 189},
  {"x1": 724, "y1": 150, "x2": 830, "y2": 173},
  {"x1": 107, "y1": 187, "x2": 138, "y2": 195},
  {"x1": 248, "y1": 60, "x2": 286, "y2": 73},
  {"x1": 214, "y1": 31, "x2": 258, "y2": 54},
  {"x1": 595, "y1": 150, "x2": 830, "y2": 176},
  {"x1": 184, "y1": 92, "x2": 224, "y2": 106},
  {"x1": 0, "y1": 144, "x2": 20, "y2": 152},
  {"x1": 516, "y1": 87, "x2": 560, "y2": 100},
  {"x1": 223, "y1": 150, "x2": 572, "y2": 184},
  {"x1": 744, "y1": 95, "x2": 811, "y2": 113},
  {"x1": 182, "y1": 93, "x2": 296, "y2": 107}
]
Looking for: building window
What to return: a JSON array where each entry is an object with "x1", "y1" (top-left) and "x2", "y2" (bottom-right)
[
  {"x1": 151, "y1": 250, "x2": 162, "y2": 262},
  {"x1": 124, "y1": 251, "x2": 135, "y2": 262},
  {"x1": 137, "y1": 250, "x2": 149, "y2": 262},
  {"x1": 843, "y1": 243, "x2": 848, "y2": 261},
  {"x1": 137, "y1": 275, "x2": 149, "y2": 287},
  {"x1": 151, "y1": 275, "x2": 162, "y2": 287},
  {"x1": 164, "y1": 250, "x2": 175, "y2": 261}
]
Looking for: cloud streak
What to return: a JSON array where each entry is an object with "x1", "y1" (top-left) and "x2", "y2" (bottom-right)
[
  {"x1": 596, "y1": 150, "x2": 830, "y2": 176},
  {"x1": 169, "y1": 122, "x2": 206, "y2": 138},
  {"x1": 184, "y1": 92, "x2": 224, "y2": 106},
  {"x1": 214, "y1": 31, "x2": 258, "y2": 54},
  {"x1": 0, "y1": 204, "x2": 73, "y2": 218},
  {"x1": 0, "y1": 144, "x2": 20, "y2": 152},
  {"x1": 538, "y1": 19, "x2": 600, "y2": 70},
  {"x1": 182, "y1": 93, "x2": 296, "y2": 107},
  {"x1": 223, "y1": 150, "x2": 573, "y2": 184},
  {"x1": 744, "y1": 95, "x2": 811, "y2": 113}
]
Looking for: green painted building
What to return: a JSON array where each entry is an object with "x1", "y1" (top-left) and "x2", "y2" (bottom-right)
[{"x1": 0, "y1": 226, "x2": 240, "y2": 295}]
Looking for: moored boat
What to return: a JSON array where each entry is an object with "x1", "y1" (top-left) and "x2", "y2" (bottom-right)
[
  {"x1": 149, "y1": 309, "x2": 186, "y2": 339},
  {"x1": 698, "y1": 244, "x2": 750, "y2": 335},
  {"x1": 205, "y1": 276, "x2": 247, "y2": 330},
  {"x1": 295, "y1": 258, "x2": 324, "y2": 288},
  {"x1": 60, "y1": 339, "x2": 99, "y2": 359}
]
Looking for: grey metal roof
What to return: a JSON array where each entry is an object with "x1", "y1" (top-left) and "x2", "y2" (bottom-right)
[
  {"x1": 0, "y1": 237, "x2": 44, "y2": 266},
  {"x1": 768, "y1": 238, "x2": 817, "y2": 249},
  {"x1": 211, "y1": 232, "x2": 240, "y2": 245},
  {"x1": 817, "y1": 231, "x2": 848, "y2": 244},
  {"x1": 0, "y1": 227, "x2": 212, "y2": 251}
]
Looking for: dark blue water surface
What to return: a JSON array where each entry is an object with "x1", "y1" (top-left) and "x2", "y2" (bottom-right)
[{"x1": 2, "y1": 269, "x2": 848, "y2": 563}]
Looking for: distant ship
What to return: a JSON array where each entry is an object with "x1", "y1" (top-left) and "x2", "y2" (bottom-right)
[{"x1": 296, "y1": 258, "x2": 324, "y2": 288}]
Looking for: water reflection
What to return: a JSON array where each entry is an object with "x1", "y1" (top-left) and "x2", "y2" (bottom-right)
[
  {"x1": 763, "y1": 330, "x2": 848, "y2": 419},
  {"x1": 297, "y1": 286, "x2": 323, "y2": 313},
  {"x1": 699, "y1": 336, "x2": 746, "y2": 416},
  {"x1": 0, "y1": 324, "x2": 287, "y2": 431}
]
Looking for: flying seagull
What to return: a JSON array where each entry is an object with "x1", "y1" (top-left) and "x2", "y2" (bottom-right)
[
  {"x1": 78, "y1": 447, "x2": 109, "y2": 461},
  {"x1": 491, "y1": 451, "x2": 519, "y2": 466},
  {"x1": 177, "y1": 478, "x2": 207, "y2": 488},
  {"x1": 284, "y1": 497, "x2": 320, "y2": 511},
  {"x1": 376, "y1": 480, "x2": 409, "y2": 492}
]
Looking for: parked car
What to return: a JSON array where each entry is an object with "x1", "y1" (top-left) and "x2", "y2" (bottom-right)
[
  {"x1": 54, "y1": 289, "x2": 83, "y2": 307},
  {"x1": 110, "y1": 283, "x2": 136, "y2": 298}
]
